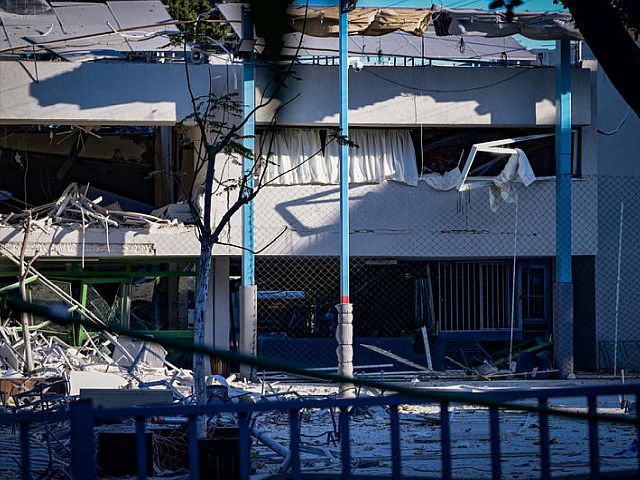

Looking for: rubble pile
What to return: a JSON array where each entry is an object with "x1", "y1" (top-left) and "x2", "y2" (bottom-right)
[
  {"x1": 0, "y1": 321, "x2": 198, "y2": 477},
  {"x1": 0, "y1": 183, "x2": 176, "y2": 229}
]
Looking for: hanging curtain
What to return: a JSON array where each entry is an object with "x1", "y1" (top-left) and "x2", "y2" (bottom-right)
[
  {"x1": 257, "y1": 128, "x2": 419, "y2": 186},
  {"x1": 325, "y1": 129, "x2": 419, "y2": 186},
  {"x1": 256, "y1": 129, "x2": 328, "y2": 185}
]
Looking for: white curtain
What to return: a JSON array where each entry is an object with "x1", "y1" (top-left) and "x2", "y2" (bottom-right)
[
  {"x1": 257, "y1": 128, "x2": 419, "y2": 186},
  {"x1": 256, "y1": 129, "x2": 328, "y2": 185}
]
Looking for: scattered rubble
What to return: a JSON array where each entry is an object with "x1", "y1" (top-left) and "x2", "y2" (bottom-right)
[{"x1": 0, "y1": 182, "x2": 177, "y2": 230}]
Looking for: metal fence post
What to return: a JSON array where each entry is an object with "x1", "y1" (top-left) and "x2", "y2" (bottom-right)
[
  {"x1": 20, "y1": 421, "x2": 31, "y2": 480},
  {"x1": 70, "y1": 400, "x2": 96, "y2": 480}
]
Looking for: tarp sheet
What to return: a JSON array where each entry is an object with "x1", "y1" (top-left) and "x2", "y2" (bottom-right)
[{"x1": 287, "y1": 6, "x2": 432, "y2": 37}]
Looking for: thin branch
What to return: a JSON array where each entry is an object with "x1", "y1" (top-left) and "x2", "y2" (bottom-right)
[{"x1": 215, "y1": 226, "x2": 288, "y2": 254}]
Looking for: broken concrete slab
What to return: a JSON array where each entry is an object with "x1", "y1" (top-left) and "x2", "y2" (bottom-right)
[{"x1": 68, "y1": 370, "x2": 129, "y2": 396}]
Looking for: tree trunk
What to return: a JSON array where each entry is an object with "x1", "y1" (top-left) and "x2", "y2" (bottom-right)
[
  {"x1": 565, "y1": 0, "x2": 640, "y2": 117},
  {"x1": 193, "y1": 239, "x2": 213, "y2": 437}
]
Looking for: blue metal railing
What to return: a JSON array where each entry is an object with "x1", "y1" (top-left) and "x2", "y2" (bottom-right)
[{"x1": 3, "y1": 383, "x2": 640, "y2": 479}]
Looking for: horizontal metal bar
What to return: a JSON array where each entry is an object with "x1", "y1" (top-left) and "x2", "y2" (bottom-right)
[{"x1": 5, "y1": 386, "x2": 640, "y2": 430}]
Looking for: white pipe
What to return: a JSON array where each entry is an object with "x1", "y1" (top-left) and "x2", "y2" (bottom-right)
[
  {"x1": 614, "y1": 202, "x2": 624, "y2": 376},
  {"x1": 508, "y1": 195, "x2": 519, "y2": 371}
]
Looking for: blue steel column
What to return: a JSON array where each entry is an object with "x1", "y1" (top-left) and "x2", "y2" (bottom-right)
[
  {"x1": 240, "y1": 6, "x2": 257, "y2": 380},
  {"x1": 242, "y1": 62, "x2": 255, "y2": 285},
  {"x1": 339, "y1": 6, "x2": 349, "y2": 305},
  {"x1": 553, "y1": 39, "x2": 574, "y2": 379},
  {"x1": 336, "y1": 0, "x2": 354, "y2": 398}
]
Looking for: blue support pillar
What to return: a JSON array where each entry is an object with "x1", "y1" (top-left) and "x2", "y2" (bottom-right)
[
  {"x1": 336, "y1": 0, "x2": 354, "y2": 398},
  {"x1": 339, "y1": 7, "x2": 349, "y2": 305},
  {"x1": 553, "y1": 39, "x2": 574, "y2": 379},
  {"x1": 242, "y1": 61, "x2": 255, "y2": 286},
  {"x1": 240, "y1": 6, "x2": 257, "y2": 380}
]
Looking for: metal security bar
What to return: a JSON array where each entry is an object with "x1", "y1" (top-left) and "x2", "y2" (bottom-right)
[
  {"x1": 436, "y1": 261, "x2": 514, "y2": 332},
  {"x1": 3, "y1": 383, "x2": 640, "y2": 479}
]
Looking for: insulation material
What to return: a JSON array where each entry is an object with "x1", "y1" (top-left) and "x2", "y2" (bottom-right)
[
  {"x1": 287, "y1": 6, "x2": 432, "y2": 37},
  {"x1": 0, "y1": 183, "x2": 176, "y2": 229}
]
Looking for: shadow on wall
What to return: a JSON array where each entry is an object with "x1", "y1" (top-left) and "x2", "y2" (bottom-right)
[{"x1": 25, "y1": 62, "x2": 240, "y2": 122}]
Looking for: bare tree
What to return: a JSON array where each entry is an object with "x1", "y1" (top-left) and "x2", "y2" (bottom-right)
[{"x1": 177, "y1": 7, "x2": 329, "y2": 435}]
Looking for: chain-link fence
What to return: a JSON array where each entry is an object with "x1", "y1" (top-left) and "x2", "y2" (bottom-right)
[{"x1": 249, "y1": 175, "x2": 640, "y2": 373}]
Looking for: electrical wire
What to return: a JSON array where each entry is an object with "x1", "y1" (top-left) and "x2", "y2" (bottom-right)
[
  {"x1": 361, "y1": 66, "x2": 530, "y2": 93},
  {"x1": 597, "y1": 106, "x2": 631, "y2": 136}
]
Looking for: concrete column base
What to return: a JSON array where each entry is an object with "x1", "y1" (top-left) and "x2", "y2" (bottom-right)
[
  {"x1": 336, "y1": 303, "x2": 355, "y2": 398},
  {"x1": 239, "y1": 285, "x2": 257, "y2": 381},
  {"x1": 553, "y1": 282, "x2": 575, "y2": 379}
]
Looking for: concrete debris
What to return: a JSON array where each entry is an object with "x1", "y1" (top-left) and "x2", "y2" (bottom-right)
[
  {"x1": 68, "y1": 370, "x2": 130, "y2": 396},
  {"x1": 0, "y1": 182, "x2": 177, "y2": 229},
  {"x1": 112, "y1": 336, "x2": 168, "y2": 369},
  {"x1": 151, "y1": 201, "x2": 196, "y2": 224}
]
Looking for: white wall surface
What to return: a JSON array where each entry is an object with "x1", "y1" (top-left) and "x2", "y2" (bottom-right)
[
  {"x1": 0, "y1": 61, "x2": 241, "y2": 125},
  {"x1": 255, "y1": 64, "x2": 592, "y2": 127}
]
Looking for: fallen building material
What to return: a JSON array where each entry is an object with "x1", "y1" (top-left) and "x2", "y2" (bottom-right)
[
  {"x1": 112, "y1": 336, "x2": 167, "y2": 369},
  {"x1": 68, "y1": 370, "x2": 129, "y2": 396},
  {"x1": 361, "y1": 343, "x2": 431, "y2": 372},
  {"x1": 80, "y1": 388, "x2": 172, "y2": 408},
  {"x1": 0, "y1": 183, "x2": 174, "y2": 230},
  {"x1": 0, "y1": 242, "x2": 132, "y2": 364}
]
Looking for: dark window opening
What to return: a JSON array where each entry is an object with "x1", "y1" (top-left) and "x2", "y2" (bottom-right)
[{"x1": 411, "y1": 127, "x2": 580, "y2": 178}]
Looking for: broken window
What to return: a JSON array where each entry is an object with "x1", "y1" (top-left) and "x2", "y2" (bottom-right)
[
  {"x1": 411, "y1": 127, "x2": 580, "y2": 179},
  {"x1": 0, "y1": 125, "x2": 158, "y2": 215}
]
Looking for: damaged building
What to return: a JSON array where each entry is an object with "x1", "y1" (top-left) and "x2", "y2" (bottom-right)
[{"x1": 0, "y1": 0, "x2": 639, "y2": 382}]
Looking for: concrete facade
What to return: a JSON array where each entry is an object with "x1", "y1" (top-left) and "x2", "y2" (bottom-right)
[{"x1": 3, "y1": 55, "x2": 635, "y2": 370}]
